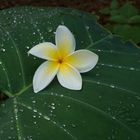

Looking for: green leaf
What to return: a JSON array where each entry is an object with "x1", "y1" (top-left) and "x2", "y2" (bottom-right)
[
  {"x1": 119, "y1": 2, "x2": 139, "y2": 18},
  {"x1": 100, "y1": 0, "x2": 119, "y2": 16},
  {"x1": 110, "y1": 9, "x2": 119, "y2": 16},
  {"x1": 0, "y1": 7, "x2": 140, "y2": 140},
  {"x1": 111, "y1": 0, "x2": 119, "y2": 10},
  {"x1": 129, "y1": 15, "x2": 140, "y2": 23},
  {"x1": 100, "y1": 7, "x2": 111, "y2": 14},
  {"x1": 109, "y1": 15, "x2": 127, "y2": 23},
  {"x1": 114, "y1": 25, "x2": 140, "y2": 44}
]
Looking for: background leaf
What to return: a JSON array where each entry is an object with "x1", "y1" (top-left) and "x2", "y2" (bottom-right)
[
  {"x1": 100, "y1": 7, "x2": 111, "y2": 14},
  {"x1": 0, "y1": 7, "x2": 140, "y2": 140},
  {"x1": 109, "y1": 15, "x2": 127, "y2": 23},
  {"x1": 110, "y1": 0, "x2": 119, "y2": 10},
  {"x1": 128, "y1": 15, "x2": 140, "y2": 23},
  {"x1": 119, "y1": 2, "x2": 139, "y2": 18}
]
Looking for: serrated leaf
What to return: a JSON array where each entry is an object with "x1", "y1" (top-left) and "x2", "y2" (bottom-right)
[
  {"x1": 100, "y1": 7, "x2": 111, "y2": 14},
  {"x1": 109, "y1": 15, "x2": 127, "y2": 23},
  {"x1": 119, "y1": 2, "x2": 139, "y2": 18},
  {"x1": 110, "y1": 9, "x2": 119, "y2": 16},
  {"x1": 0, "y1": 7, "x2": 140, "y2": 140},
  {"x1": 129, "y1": 15, "x2": 140, "y2": 23},
  {"x1": 111, "y1": 0, "x2": 119, "y2": 10},
  {"x1": 114, "y1": 25, "x2": 140, "y2": 44}
]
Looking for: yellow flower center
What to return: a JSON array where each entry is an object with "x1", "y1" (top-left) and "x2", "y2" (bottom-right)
[{"x1": 58, "y1": 58, "x2": 63, "y2": 64}]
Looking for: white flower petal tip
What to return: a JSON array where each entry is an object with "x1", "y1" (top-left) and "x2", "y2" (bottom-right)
[
  {"x1": 57, "y1": 64, "x2": 82, "y2": 90},
  {"x1": 33, "y1": 61, "x2": 59, "y2": 93},
  {"x1": 29, "y1": 25, "x2": 99, "y2": 93},
  {"x1": 65, "y1": 50, "x2": 99, "y2": 73},
  {"x1": 28, "y1": 42, "x2": 57, "y2": 60},
  {"x1": 55, "y1": 25, "x2": 76, "y2": 56},
  {"x1": 33, "y1": 87, "x2": 41, "y2": 93}
]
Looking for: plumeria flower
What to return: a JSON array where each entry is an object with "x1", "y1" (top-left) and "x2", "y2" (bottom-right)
[{"x1": 28, "y1": 25, "x2": 98, "y2": 93}]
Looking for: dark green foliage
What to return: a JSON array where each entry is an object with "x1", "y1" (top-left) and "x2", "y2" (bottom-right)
[
  {"x1": 0, "y1": 7, "x2": 140, "y2": 140},
  {"x1": 100, "y1": 0, "x2": 140, "y2": 44}
]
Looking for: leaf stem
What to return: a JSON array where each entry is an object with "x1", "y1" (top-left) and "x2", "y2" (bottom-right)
[{"x1": 2, "y1": 90, "x2": 14, "y2": 98}]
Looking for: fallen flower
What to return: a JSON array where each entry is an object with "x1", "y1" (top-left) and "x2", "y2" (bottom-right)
[{"x1": 28, "y1": 25, "x2": 98, "y2": 93}]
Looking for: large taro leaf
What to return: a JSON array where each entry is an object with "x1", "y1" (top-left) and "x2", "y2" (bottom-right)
[{"x1": 0, "y1": 7, "x2": 140, "y2": 140}]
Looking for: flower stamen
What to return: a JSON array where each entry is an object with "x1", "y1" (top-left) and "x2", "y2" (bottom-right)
[{"x1": 58, "y1": 58, "x2": 63, "y2": 64}]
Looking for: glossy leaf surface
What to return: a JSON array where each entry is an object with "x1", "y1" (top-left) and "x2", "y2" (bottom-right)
[{"x1": 0, "y1": 7, "x2": 140, "y2": 140}]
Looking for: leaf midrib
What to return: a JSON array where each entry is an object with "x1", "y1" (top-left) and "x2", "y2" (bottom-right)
[{"x1": 9, "y1": 78, "x2": 140, "y2": 139}]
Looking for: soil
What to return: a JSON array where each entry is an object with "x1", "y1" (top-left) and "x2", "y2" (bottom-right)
[{"x1": 0, "y1": 0, "x2": 140, "y2": 13}]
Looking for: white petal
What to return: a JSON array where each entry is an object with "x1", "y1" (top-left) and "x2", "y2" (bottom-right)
[
  {"x1": 33, "y1": 61, "x2": 59, "y2": 93},
  {"x1": 55, "y1": 25, "x2": 75, "y2": 57},
  {"x1": 28, "y1": 42, "x2": 58, "y2": 61},
  {"x1": 57, "y1": 63, "x2": 82, "y2": 90},
  {"x1": 65, "y1": 50, "x2": 98, "y2": 73}
]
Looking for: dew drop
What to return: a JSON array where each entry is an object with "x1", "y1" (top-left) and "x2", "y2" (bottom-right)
[
  {"x1": 110, "y1": 85, "x2": 115, "y2": 88},
  {"x1": 60, "y1": 94, "x2": 64, "y2": 97},
  {"x1": 98, "y1": 95, "x2": 102, "y2": 99},
  {"x1": 63, "y1": 124, "x2": 66, "y2": 127},
  {"x1": 51, "y1": 103, "x2": 55, "y2": 106},
  {"x1": 32, "y1": 100, "x2": 36, "y2": 104},
  {"x1": 131, "y1": 104, "x2": 135, "y2": 108},
  {"x1": 130, "y1": 67, "x2": 135, "y2": 71},
  {"x1": 135, "y1": 96, "x2": 140, "y2": 100},
  {"x1": 48, "y1": 27, "x2": 52, "y2": 32},
  {"x1": 96, "y1": 73, "x2": 100, "y2": 76},
  {"x1": 86, "y1": 26, "x2": 89, "y2": 30},
  {"x1": 33, "y1": 109, "x2": 37, "y2": 113},
  {"x1": 51, "y1": 106, "x2": 55, "y2": 110},
  {"x1": 8, "y1": 136, "x2": 12, "y2": 139},
  {"x1": 33, "y1": 121, "x2": 37, "y2": 125},
  {"x1": 44, "y1": 116, "x2": 50, "y2": 121},
  {"x1": 71, "y1": 124, "x2": 76, "y2": 127},
  {"x1": 10, "y1": 126, "x2": 14, "y2": 130},
  {"x1": 112, "y1": 116, "x2": 116, "y2": 120},
  {"x1": 0, "y1": 130, "x2": 4, "y2": 134},
  {"x1": 118, "y1": 66, "x2": 122, "y2": 69},
  {"x1": 107, "y1": 107, "x2": 111, "y2": 111},
  {"x1": 1, "y1": 48, "x2": 5, "y2": 52},
  {"x1": 26, "y1": 46, "x2": 30, "y2": 49}
]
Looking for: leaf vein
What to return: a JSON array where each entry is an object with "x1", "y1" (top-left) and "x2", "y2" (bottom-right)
[
  {"x1": 97, "y1": 63, "x2": 140, "y2": 72},
  {"x1": 0, "y1": 61, "x2": 11, "y2": 91},
  {"x1": 13, "y1": 98, "x2": 22, "y2": 140},
  {"x1": 45, "y1": 92, "x2": 140, "y2": 138},
  {"x1": 18, "y1": 102, "x2": 77, "y2": 140},
  {"x1": 0, "y1": 25, "x2": 26, "y2": 87},
  {"x1": 84, "y1": 79, "x2": 140, "y2": 97}
]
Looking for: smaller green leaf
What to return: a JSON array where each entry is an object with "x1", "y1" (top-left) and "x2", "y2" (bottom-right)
[
  {"x1": 109, "y1": 15, "x2": 127, "y2": 23},
  {"x1": 110, "y1": 9, "x2": 119, "y2": 16},
  {"x1": 114, "y1": 25, "x2": 140, "y2": 44},
  {"x1": 129, "y1": 26, "x2": 140, "y2": 43},
  {"x1": 119, "y1": 2, "x2": 139, "y2": 18},
  {"x1": 100, "y1": 7, "x2": 111, "y2": 14},
  {"x1": 111, "y1": 0, "x2": 119, "y2": 10},
  {"x1": 128, "y1": 15, "x2": 140, "y2": 23}
]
